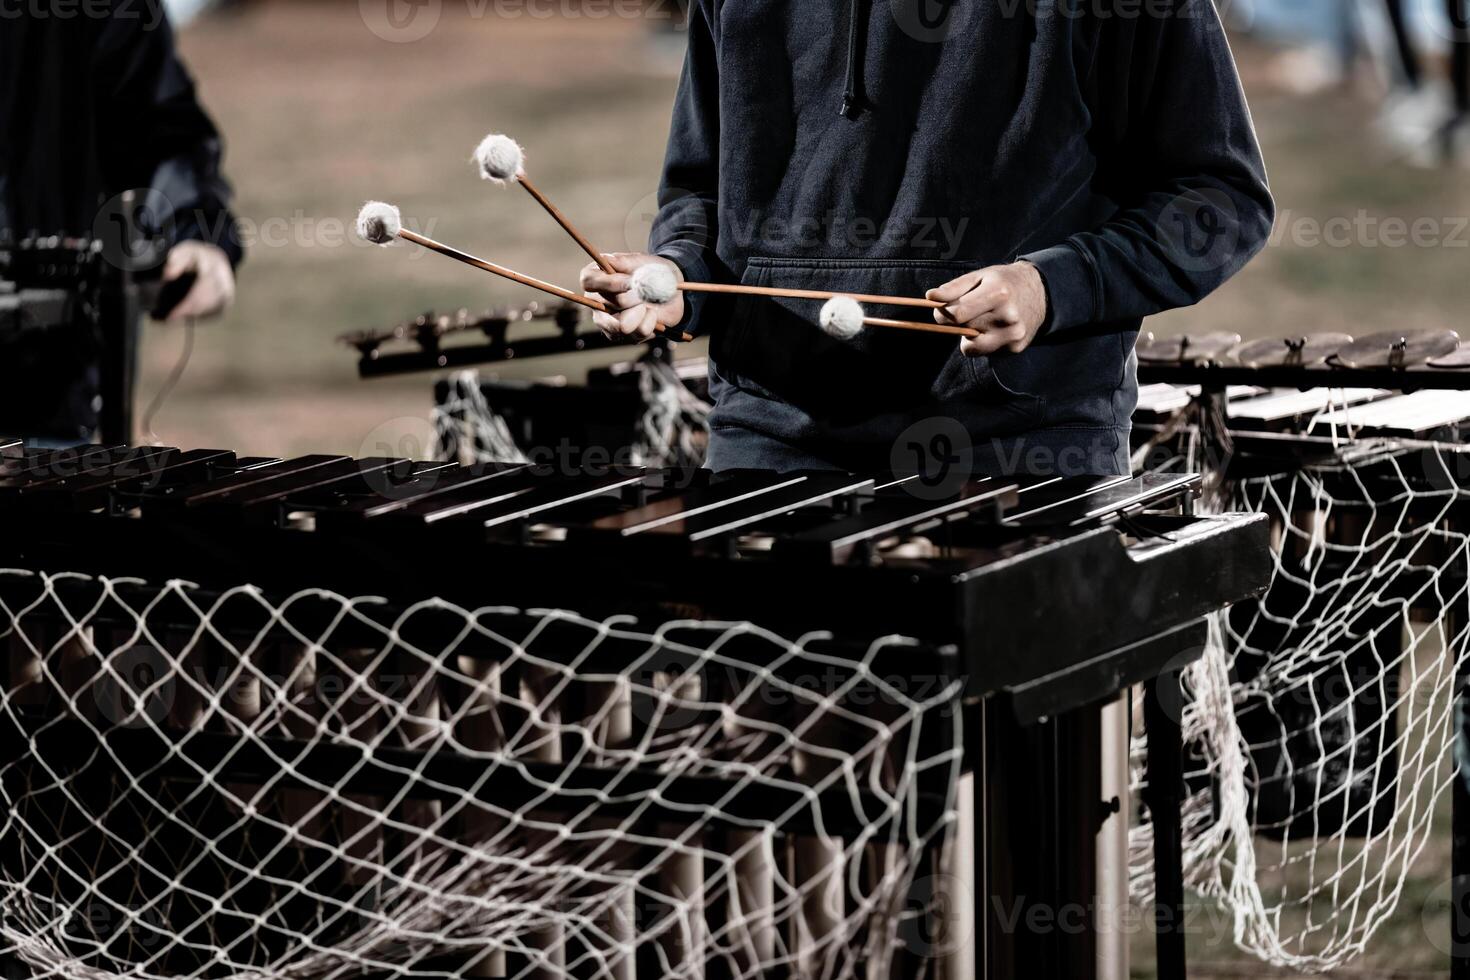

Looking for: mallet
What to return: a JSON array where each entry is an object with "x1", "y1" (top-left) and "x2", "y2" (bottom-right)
[
  {"x1": 620, "y1": 263, "x2": 970, "y2": 339},
  {"x1": 356, "y1": 202, "x2": 690, "y2": 340},
  {"x1": 818, "y1": 296, "x2": 978, "y2": 340},
  {"x1": 627, "y1": 262, "x2": 948, "y2": 313},
  {"x1": 473, "y1": 134, "x2": 617, "y2": 276}
]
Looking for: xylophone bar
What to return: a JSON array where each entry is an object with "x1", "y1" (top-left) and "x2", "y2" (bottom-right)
[
  {"x1": 774, "y1": 477, "x2": 1021, "y2": 563},
  {"x1": 576, "y1": 473, "x2": 874, "y2": 545},
  {"x1": 1308, "y1": 389, "x2": 1470, "y2": 438},
  {"x1": 1137, "y1": 360, "x2": 1470, "y2": 392},
  {"x1": 1226, "y1": 387, "x2": 1387, "y2": 427},
  {"x1": 1004, "y1": 472, "x2": 1200, "y2": 526}
]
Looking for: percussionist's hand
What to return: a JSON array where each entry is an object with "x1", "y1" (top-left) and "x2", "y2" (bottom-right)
[
  {"x1": 580, "y1": 253, "x2": 685, "y2": 343},
  {"x1": 160, "y1": 241, "x2": 235, "y2": 322},
  {"x1": 927, "y1": 261, "x2": 1047, "y2": 357}
]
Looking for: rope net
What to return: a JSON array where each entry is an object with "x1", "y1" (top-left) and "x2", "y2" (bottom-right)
[
  {"x1": 432, "y1": 372, "x2": 530, "y2": 466},
  {"x1": 1134, "y1": 421, "x2": 1470, "y2": 970},
  {"x1": 432, "y1": 360, "x2": 711, "y2": 469},
  {"x1": 0, "y1": 570, "x2": 961, "y2": 979}
]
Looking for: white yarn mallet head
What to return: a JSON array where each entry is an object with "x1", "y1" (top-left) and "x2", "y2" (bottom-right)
[
  {"x1": 631, "y1": 263, "x2": 679, "y2": 305},
  {"x1": 356, "y1": 201, "x2": 401, "y2": 246},
  {"x1": 820, "y1": 296, "x2": 866, "y2": 340},
  {"x1": 474, "y1": 134, "x2": 526, "y2": 185}
]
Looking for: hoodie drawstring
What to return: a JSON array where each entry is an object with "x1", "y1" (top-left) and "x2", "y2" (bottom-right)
[{"x1": 840, "y1": 0, "x2": 868, "y2": 118}]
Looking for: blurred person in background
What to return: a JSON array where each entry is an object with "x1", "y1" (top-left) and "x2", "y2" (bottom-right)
[
  {"x1": 0, "y1": 0, "x2": 242, "y2": 444},
  {"x1": 1236, "y1": 0, "x2": 1468, "y2": 163},
  {"x1": 1356, "y1": 0, "x2": 1468, "y2": 162},
  {"x1": 584, "y1": 0, "x2": 1273, "y2": 476}
]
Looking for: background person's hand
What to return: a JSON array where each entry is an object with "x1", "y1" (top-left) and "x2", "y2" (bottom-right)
[
  {"x1": 927, "y1": 261, "x2": 1047, "y2": 357},
  {"x1": 579, "y1": 252, "x2": 685, "y2": 343},
  {"x1": 160, "y1": 241, "x2": 236, "y2": 322}
]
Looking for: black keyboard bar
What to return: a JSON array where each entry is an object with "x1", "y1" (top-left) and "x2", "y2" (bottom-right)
[
  {"x1": 317, "y1": 462, "x2": 531, "y2": 523},
  {"x1": 0, "y1": 443, "x2": 133, "y2": 481},
  {"x1": 1005, "y1": 473, "x2": 1198, "y2": 526},
  {"x1": 196, "y1": 457, "x2": 408, "y2": 511},
  {"x1": 148, "y1": 455, "x2": 349, "y2": 510},
  {"x1": 641, "y1": 474, "x2": 875, "y2": 542},
  {"x1": 283, "y1": 459, "x2": 461, "y2": 513},
  {"x1": 999, "y1": 476, "x2": 1135, "y2": 523},
  {"x1": 477, "y1": 471, "x2": 649, "y2": 529},
  {"x1": 61, "y1": 449, "x2": 238, "y2": 508},
  {"x1": 6, "y1": 446, "x2": 179, "y2": 495},
  {"x1": 0, "y1": 445, "x2": 165, "y2": 489},
  {"x1": 580, "y1": 472, "x2": 810, "y2": 537},
  {"x1": 393, "y1": 466, "x2": 554, "y2": 523},
  {"x1": 774, "y1": 477, "x2": 1021, "y2": 562}
]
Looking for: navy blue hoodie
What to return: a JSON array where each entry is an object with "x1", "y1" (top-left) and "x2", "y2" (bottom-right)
[{"x1": 650, "y1": 0, "x2": 1273, "y2": 475}]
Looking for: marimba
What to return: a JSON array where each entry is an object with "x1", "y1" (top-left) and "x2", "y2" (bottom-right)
[
  {"x1": 1134, "y1": 330, "x2": 1470, "y2": 977},
  {"x1": 0, "y1": 440, "x2": 1270, "y2": 980}
]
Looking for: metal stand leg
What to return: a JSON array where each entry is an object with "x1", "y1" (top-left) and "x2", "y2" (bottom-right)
[
  {"x1": 1143, "y1": 670, "x2": 1187, "y2": 980},
  {"x1": 1095, "y1": 693, "x2": 1131, "y2": 980},
  {"x1": 97, "y1": 270, "x2": 141, "y2": 446}
]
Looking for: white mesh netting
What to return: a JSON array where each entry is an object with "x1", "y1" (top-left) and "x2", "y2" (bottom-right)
[
  {"x1": 432, "y1": 361, "x2": 710, "y2": 469},
  {"x1": 1133, "y1": 425, "x2": 1470, "y2": 970},
  {"x1": 0, "y1": 570, "x2": 962, "y2": 979},
  {"x1": 432, "y1": 373, "x2": 530, "y2": 466}
]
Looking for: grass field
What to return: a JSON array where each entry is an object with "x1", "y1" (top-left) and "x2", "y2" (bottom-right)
[{"x1": 156, "y1": 6, "x2": 1470, "y2": 976}]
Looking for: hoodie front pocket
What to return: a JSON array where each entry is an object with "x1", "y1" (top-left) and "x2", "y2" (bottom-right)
[{"x1": 713, "y1": 256, "x2": 1042, "y2": 426}]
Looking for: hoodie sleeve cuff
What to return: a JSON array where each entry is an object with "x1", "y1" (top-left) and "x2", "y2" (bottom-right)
[
  {"x1": 1019, "y1": 242, "x2": 1097, "y2": 337},
  {"x1": 175, "y1": 208, "x2": 245, "y2": 269},
  {"x1": 655, "y1": 242, "x2": 712, "y2": 338}
]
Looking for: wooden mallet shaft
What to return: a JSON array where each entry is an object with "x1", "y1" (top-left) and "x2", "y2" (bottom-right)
[
  {"x1": 399, "y1": 229, "x2": 606, "y2": 312},
  {"x1": 863, "y1": 315, "x2": 978, "y2": 338},
  {"x1": 679, "y1": 280, "x2": 946, "y2": 311},
  {"x1": 516, "y1": 175, "x2": 617, "y2": 276},
  {"x1": 397, "y1": 229, "x2": 689, "y2": 341}
]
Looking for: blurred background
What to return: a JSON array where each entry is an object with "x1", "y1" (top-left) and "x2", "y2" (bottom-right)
[{"x1": 140, "y1": 2, "x2": 1466, "y2": 972}]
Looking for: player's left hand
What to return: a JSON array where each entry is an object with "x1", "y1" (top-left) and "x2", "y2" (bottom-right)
[
  {"x1": 161, "y1": 241, "x2": 236, "y2": 322},
  {"x1": 927, "y1": 261, "x2": 1047, "y2": 357}
]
